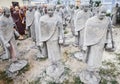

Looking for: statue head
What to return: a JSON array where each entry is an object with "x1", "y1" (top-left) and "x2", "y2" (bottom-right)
[
  {"x1": 47, "y1": 5, "x2": 55, "y2": 17},
  {"x1": 69, "y1": 5, "x2": 74, "y2": 9},
  {"x1": 97, "y1": 6, "x2": 107, "y2": 20},
  {"x1": 28, "y1": 5, "x2": 33, "y2": 11},
  {"x1": 116, "y1": 3, "x2": 119, "y2": 7},
  {"x1": 3, "y1": 7, "x2": 11, "y2": 18},
  {"x1": 56, "y1": 5, "x2": 60, "y2": 12},
  {"x1": 81, "y1": 3, "x2": 90, "y2": 12},
  {"x1": 37, "y1": 5, "x2": 43, "y2": 12}
]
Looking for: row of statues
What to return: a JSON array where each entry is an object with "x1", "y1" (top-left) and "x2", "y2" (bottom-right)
[{"x1": 0, "y1": 3, "x2": 116, "y2": 83}]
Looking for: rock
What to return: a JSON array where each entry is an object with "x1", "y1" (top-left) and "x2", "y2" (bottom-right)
[
  {"x1": 36, "y1": 52, "x2": 47, "y2": 60},
  {"x1": 73, "y1": 51, "x2": 85, "y2": 62},
  {"x1": 79, "y1": 70, "x2": 101, "y2": 84},
  {"x1": 7, "y1": 60, "x2": 28, "y2": 74},
  {"x1": 46, "y1": 62, "x2": 65, "y2": 82}
]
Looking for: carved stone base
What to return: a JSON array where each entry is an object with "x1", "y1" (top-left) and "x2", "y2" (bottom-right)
[{"x1": 79, "y1": 70, "x2": 101, "y2": 84}]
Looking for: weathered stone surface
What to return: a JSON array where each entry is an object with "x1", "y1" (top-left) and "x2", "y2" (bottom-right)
[
  {"x1": 73, "y1": 51, "x2": 84, "y2": 61},
  {"x1": 80, "y1": 70, "x2": 101, "y2": 84},
  {"x1": 8, "y1": 60, "x2": 28, "y2": 73},
  {"x1": 36, "y1": 52, "x2": 47, "y2": 60},
  {"x1": 46, "y1": 62, "x2": 65, "y2": 82}
]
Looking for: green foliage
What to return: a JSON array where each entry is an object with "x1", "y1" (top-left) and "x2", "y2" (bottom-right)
[
  {"x1": 106, "y1": 13, "x2": 111, "y2": 17},
  {"x1": 57, "y1": 0, "x2": 61, "y2": 5},
  {"x1": 110, "y1": 80, "x2": 118, "y2": 84},
  {"x1": 64, "y1": 30, "x2": 69, "y2": 34},
  {"x1": 64, "y1": 67, "x2": 71, "y2": 75},
  {"x1": 95, "y1": 1, "x2": 101, "y2": 7},
  {"x1": 17, "y1": 42, "x2": 21, "y2": 46},
  {"x1": 48, "y1": 81, "x2": 56, "y2": 84},
  {"x1": 18, "y1": 64, "x2": 30, "y2": 76},
  {"x1": 99, "y1": 60, "x2": 120, "y2": 84},
  {"x1": 0, "y1": 71, "x2": 13, "y2": 84},
  {"x1": 29, "y1": 78, "x2": 41, "y2": 84},
  {"x1": 73, "y1": 76, "x2": 84, "y2": 84}
]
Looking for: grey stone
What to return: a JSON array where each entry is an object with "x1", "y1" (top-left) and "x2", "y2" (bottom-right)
[
  {"x1": 8, "y1": 60, "x2": 28, "y2": 73},
  {"x1": 36, "y1": 52, "x2": 47, "y2": 60},
  {"x1": 79, "y1": 70, "x2": 101, "y2": 84},
  {"x1": 73, "y1": 51, "x2": 85, "y2": 62},
  {"x1": 46, "y1": 62, "x2": 64, "y2": 82}
]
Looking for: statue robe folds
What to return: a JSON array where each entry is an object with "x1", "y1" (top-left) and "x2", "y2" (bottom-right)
[
  {"x1": 34, "y1": 10, "x2": 41, "y2": 44},
  {"x1": 39, "y1": 15, "x2": 64, "y2": 63},
  {"x1": 111, "y1": 7, "x2": 118, "y2": 25},
  {"x1": 74, "y1": 10, "x2": 92, "y2": 47},
  {"x1": 0, "y1": 16, "x2": 17, "y2": 60},
  {"x1": 83, "y1": 16, "x2": 111, "y2": 70},
  {"x1": 26, "y1": 10, "x2": 35, "y2": 41}
]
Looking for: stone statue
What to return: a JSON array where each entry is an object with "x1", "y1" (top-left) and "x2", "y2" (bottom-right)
[
  {"x1": 39, "y1": 5, "x2": 64, "y2": 63},
  {"x1": 0, "y1": 7, "x2": 28, "y2": 77},
  {"x1": 72, "y1": 6, "x2": 82, "y2": 36},
  {"x1": 0, "y1": 7, "x2": 17, "y2": 61},
  {"x1": 74, "y1": 4, "x2": 92, "y2": 48},
  {"x1": 34, "y1": 5, "x2": 47, "y2": 59},
  {"x1": 60, "y1": 5, "x2": 69, "y2": 29},
  {"x1": 80, "y1": 6, "x2": 114, "y2": 84},
  {"x1": 73, "y1": 4, "x2": 93, "y2": 61},
  {"x1": 68, "y1": 5, "x2": 75, "y2": 34},
  {"x1": 34, "y1": 5, "x2": 42, "y2": 45},
  {"x1": 112, "y1": 3, "x2": 119, "y2": 26},
  {"x1": 54, "y1": 5, "x2": 63, "y2": 18},
  {"x1": 26, "y1": 5, "x2": 35, "y2": 41}
]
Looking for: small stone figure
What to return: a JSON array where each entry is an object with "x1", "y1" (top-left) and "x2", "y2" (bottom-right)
[
  {"x1": 112, "y1": 3, "x2": 119, "y2": 26},
  {"x1": 60, "y1": 5, "x2": 69, "y2": 29},
  {"x1": 68, "y1": 5, "x2": 75, "y2": 35},
  {"x1": 39, "y1": 5, "x2": 64, "y2": 63},
  {"x1": 34, "y1": 5, "x2": 42, "y2": 46},
  {"x1": 39, "y1": 5, "x2": 64, "y2": 81},
  {"x1": 73, "y1": 4, "x2": 92, "y2": 61},
  {"x1": 0, "y1": 7, "x2": 17, "y2": 61},
  {"x1": 26, "y1": 5, "x2": 35, "y2": 41},
  {"x1": 54, "y1": 5, "x2": 63, "y2": 19},
  {"x1": 74, "y1": 3, "x2": 92, "y2": 48},
  {"x1": 80, "y1": 6, "x2": 114, "y2": 84},
  {"x1": 34, "y1": 5, "x2": 47, "y2": 59}
]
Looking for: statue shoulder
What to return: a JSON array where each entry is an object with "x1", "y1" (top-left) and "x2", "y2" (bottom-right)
[
  {"x1": 40, "y1": 15, "x2": 47, "y2": 22},
  {"x1": 86, "y1": 16, "x2": 96, "y2": 23},
  {"x1": 77, "y1": 10, "x2": 84, "y2": 15}
]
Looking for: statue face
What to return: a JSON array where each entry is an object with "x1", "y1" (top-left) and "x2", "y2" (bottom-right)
[
  {"x1": 38, "y1": 6, "x2": 43, "y2": 12},
  {"x1": 56, "y1": 6, "x2": 60, "y2": 12},
  {"x1": 47, "y1": 6, "x2": 54, "y2": 17},
  {"x1": 28, "y1": 6, "x2": 33, "y2": 11},
  {"x1": 98, "y1": 10, "x2": 106, "y2": 20},
  {"x1": 83, "y1": 6, "x2": 89, "y2": 12}
]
